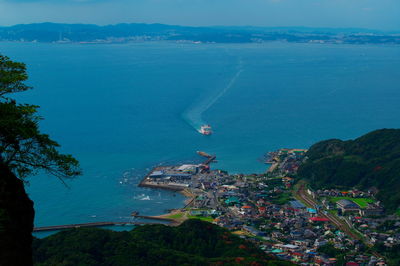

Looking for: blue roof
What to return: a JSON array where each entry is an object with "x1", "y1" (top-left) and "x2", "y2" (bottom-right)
[
  {"x1": 308, "y1": 208, "x2": 317, "y2": 213},
  {"x1": 337, "y1": 199, "x2": 359, "y2": 208},
  {"x1": 290, "y1": 200, "x2": 306, "y2": 209}
]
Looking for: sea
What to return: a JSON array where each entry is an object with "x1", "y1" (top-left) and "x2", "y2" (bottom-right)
[{"x1": 0, "y1": 42, "x2": 399, "y2": 235}]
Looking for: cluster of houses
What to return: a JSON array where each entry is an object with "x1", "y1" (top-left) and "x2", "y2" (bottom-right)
[
  {"x1": 187, "y1": 172, "x2": 388, "y2": 265},
  {"x1": 349, "y1": 216, "x2": 400, "y2": 247},
  {"x1": 266, "y1": 149, "x2": 307, "y2": 175},
  {"x1": 306, "y1": 187, "x2": 400, "y2": 250},
  {"x1": 143, "y1": 150, "x2": 397, "y2": 265},
  {"x1": 315, "y1": 189, "x2": 378, "y2": 199}
]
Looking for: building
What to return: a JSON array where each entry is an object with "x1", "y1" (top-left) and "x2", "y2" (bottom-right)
[
  {"x1": 177, "y1": 164, "x2": 199, "y2": 174},
  {"x1": 336, "y1": 199, "x2": 360, "y2": 213},
  {"x1": 243, "y1": 225, "x2": 266, "y2": 237},
  {"x1": 290, "y1": 200, "x2": 306, "y2": 210},
  {"x1": 308, "y1": 208, "x2": 318, "y2": 215},
  {"x1": 225, "y1": 197, "x2": 240, "y2": 205},
  {"x1": 149, "y1": 170, "x2": 164, "y2": 178},
  {"x1": 359, "y1": 205, "x2": 384, "y2": 217},
  {"x1": 309, "y1": 217, "x2": 329, "y2": 223}
]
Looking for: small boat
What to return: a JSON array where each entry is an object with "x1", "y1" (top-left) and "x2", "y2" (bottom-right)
[
  {"x1": 131, "y1": 211, "x2": 139, "y2": 217},
  {"x1": 199, "y1": 125, "x2": 212, "y2": 135}
]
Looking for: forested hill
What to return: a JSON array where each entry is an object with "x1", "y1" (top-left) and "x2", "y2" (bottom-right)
[
  {"x1": 297, "y1": 129, "x2": 400, "y2": 212},
  {"x1": 32, "y1": 219, "x2": 293, "y2": 266},
  {"x1": 1, "y1": 22, "x2": 400, "y2": 44}
]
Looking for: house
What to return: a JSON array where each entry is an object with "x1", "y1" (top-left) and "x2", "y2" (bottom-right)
[
  {"x1": 243, "y1": 225, "x2": 266, "y2": 237},
  {"x1": 241, "y1": 205, "x2": 252, "y2": 214},
  {"x1": 225, "y1": 197, "x2": 240, "y2": 205},
  {"x1": 308, "y1": 208, "x2": 318, "y2": 215},
  {"x1": 314, "y1": 239, "x2": 328, "y2": 247}
]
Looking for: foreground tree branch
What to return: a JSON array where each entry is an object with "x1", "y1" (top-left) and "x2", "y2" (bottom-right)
[{"x1": 0, "y1": 55, "x2": 81, "y2": 181}]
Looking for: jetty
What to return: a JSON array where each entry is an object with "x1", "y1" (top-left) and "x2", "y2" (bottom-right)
[
  {"x1": 203, "y1": 155, "x2": 216, "y2": 165},
  {"x1": 197, "y1": 151, "x2": 212, "y2": 158},
  {"x1": 33, "y1": 221, "x2": 160, "y2": 232},
  {"x1": 131, "y1": 214, "x2": 174, "y2": 222}
]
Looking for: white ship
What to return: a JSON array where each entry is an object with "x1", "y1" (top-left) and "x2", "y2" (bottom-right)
[{"x1": 199, "y1": 125, "x2": 212, "y2": 135}]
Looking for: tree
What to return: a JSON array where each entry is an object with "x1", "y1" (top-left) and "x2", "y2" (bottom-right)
[{"x1": 0, "y1": 54, "x2": 81, "y2": 181}]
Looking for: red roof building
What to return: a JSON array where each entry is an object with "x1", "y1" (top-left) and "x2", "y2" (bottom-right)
[
  {"x1": 345, "y1": 262, "x2": 360, "y2": 266},
  {"x1": 309, "y1": 217, "x2": 329, "y2": 222}
]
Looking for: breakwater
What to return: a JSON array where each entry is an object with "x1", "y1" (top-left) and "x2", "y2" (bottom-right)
[{"x1": 33, "y1": 221, "x2": 159, "y2": 232}]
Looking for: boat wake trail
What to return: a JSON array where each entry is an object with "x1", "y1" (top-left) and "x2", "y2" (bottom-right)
[{"x1": 182, "y1": 59, "x2": 243, "y2": 132}]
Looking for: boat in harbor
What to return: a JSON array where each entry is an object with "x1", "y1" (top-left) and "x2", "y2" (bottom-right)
[{"x1": 199, "y1": 125, "x2": 212, "y2": 135}]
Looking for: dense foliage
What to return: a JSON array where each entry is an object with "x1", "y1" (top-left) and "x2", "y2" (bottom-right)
[
  {"x1": 317, "y1": 243, "x2": 346, "y2": 265},
  {"x1": 0, "y1": 55, "x2": 81, "y2": 180},
  {"x1": 297, "y1": 129, "x2": 400, "y2": 212},
  {"x1": 33, "y1": 219, "x2": 293, "y2": 266},
  {"x1": 373, "y1": 243, "x2": 400, "y2": 265}
]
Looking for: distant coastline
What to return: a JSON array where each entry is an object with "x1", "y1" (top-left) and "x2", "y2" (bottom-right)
[{"x1": 1, "y1": 22, "x2": 400, "y2": 45}]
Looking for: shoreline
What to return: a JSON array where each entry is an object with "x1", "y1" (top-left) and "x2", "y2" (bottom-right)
[
  {"x1": 135, "y1": 187, "x2": 197, "y2": 226},
  {"x1": 137, "y1": 166, "x2": 201, "y2": 225}
]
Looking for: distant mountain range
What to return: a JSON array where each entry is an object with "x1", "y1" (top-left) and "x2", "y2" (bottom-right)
[{"x1": 0, "y1": 23, "x2": 399, "y2": 44}]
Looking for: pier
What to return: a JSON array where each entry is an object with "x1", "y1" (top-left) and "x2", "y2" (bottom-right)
[
  {"x1": 33, "y1": 221, "x2": 161, "y2": 232},
  {"x1": 203, "y1": 155, "x2": 216, "y2": 165}
]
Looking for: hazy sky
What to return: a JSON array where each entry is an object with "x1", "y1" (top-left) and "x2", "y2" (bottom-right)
[{"x1": 0, "y1": 0, "x2": 399, "y2": 30}]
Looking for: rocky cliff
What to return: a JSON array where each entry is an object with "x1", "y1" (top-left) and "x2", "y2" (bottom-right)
[{"x1": 0, "y1": 163, "x2": 34, "y2": 265}]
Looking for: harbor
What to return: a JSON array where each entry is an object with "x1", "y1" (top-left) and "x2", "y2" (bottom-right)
[
  {"x1": 138, "y1": 151, "x2": 216, "y2": 192},
  {"x1": 33, "y1": 151, "x2": 217, "y2": 234}
]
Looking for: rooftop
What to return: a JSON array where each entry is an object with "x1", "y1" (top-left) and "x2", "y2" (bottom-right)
[
  {"x1": 337, "y1": 199, "x2": 359, "y2": 208},
  {"x1": 290, "y1": 200, "x2": 306, "y2": 209}
]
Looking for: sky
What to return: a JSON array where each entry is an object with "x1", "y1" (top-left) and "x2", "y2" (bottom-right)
[{"x1": 0, "y1": 0, "x2": 399, "y2": 30}]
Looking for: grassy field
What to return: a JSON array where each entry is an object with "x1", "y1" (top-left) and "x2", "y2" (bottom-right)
[
  {"x1": 165, "y1": 212, "x2": 185, "y2": 219},
  {"x1": 328, "y1": 209, "x2": 337, "y2": 215},
  {"x1": 329, "y1": 197, "x2": 375, "y2": 208},
  {"x1": 270, "y1": 192, "x2": 292, "y2": 205},
  {"x1": 187, "y1": 216, "x2": 214, "y2": 222}
]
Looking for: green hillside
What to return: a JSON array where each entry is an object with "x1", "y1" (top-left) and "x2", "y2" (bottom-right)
[
  {"x1": 297, "y1": 129, "x2": 400, "y2": 213},
  {"x1": 32, "y1": 219, "x2": 292, "y2": 266}
]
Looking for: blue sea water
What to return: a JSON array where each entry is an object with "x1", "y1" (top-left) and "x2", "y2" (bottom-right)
[{"x1": 1, "y1": 42, "x2": 400, "y2": 229}]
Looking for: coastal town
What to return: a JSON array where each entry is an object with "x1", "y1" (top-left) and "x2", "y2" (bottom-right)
[{"x1": 138, "y1": 149, "x2": 400, "y2": 266}]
